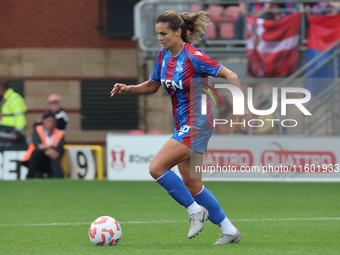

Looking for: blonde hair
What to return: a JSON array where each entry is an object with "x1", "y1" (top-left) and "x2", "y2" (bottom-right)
[{"x1": 156, "y1": 10, "x2": 212, "y2": 43}]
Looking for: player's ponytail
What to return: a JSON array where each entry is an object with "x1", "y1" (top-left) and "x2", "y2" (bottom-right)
[{"x1": 156, "y1": 10, "x2": 212, "y2": 43}]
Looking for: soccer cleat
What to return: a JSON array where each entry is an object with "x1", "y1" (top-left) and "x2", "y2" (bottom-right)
[
  {"x1": 214, "y1": 229, "x2": 241, "y2": 244},
  {"x1": 187, "y1": 206, "x2": 209, "y2": 239}
]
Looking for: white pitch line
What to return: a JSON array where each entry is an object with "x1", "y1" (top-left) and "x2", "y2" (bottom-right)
[
  {"x1": 0, "y1": 220, "x2": 187, "y2": 227},
  {"x1": 231, "y1": 217, "x2": 340, "y2": 222},
  {"x1": 0, "y1": 218, "x2": 339, "y2": 227}
]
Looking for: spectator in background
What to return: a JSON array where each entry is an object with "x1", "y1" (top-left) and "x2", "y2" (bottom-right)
[
  {"x1": 0, "y1": 81, "x2": 27, "y2": 144},
  {"x1": 32, "y1": 94, "x2": 69, "y2": 178},
  {"x1": 234, "y1": 0, "x2": 275, "y2": 45},
  {"x1": 35, "y1": 94, "x2": 70, "y2": 132},
  {"x1": 311, "y1": 2, "x2": 334, "y2": 15},
  {"x1": 278, "y1": 1, "x2": 296, "y2": 18},
  {"x1": 22, "y1": 112, "x2": 65, "y2": 178},
  {"x1": 251, "y1": 0, "x2": 276, "y2": 20}
]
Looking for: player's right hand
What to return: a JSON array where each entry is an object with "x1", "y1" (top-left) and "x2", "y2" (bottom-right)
[{"x1": 110, "y1": 83, "x2": 128, "y2": 97}]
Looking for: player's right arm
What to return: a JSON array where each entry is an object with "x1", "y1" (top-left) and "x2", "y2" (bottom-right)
[
  {"x1": 110, "y1": 79, "x2": 161, "y2": 96},
  {"x1": 111, "y1": 49, "x2": 163, "y2": 97}
]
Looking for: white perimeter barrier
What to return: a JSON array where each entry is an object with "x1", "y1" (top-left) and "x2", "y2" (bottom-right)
[
  {"x1": 0, "y1": 149, "x2": 27, "y2": 180},
  {"x1": 107, "y1": 133, "x2": 340, "y2": 182},
  {"x1": 107, "y1": 134, "x2": 179, "y2": 181}
]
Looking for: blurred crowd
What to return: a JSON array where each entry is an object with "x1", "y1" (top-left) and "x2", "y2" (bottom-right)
[{"x1": 190, "y1": 1, "x2": 340, "y2": 41}]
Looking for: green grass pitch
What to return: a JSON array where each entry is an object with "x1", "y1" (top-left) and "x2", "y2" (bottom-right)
[{"x1": 0, "y1": 180, "x2": 339, "y2": 254}]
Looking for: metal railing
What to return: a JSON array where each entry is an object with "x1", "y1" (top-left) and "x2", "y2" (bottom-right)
[
  {"x1": 300, "y1": 50, "x2": 340, "y2": 136},
  {"x1": 133, "y1": 0, "x2": 338, "y2": 55},
  {"x1": 251, "y1": 38, "x2": 340, "y2": 136}
]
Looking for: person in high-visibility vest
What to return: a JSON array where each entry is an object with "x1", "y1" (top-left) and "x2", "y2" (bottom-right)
[
  {"x1": 0, "y1": 81, "x2": 27, "y2": 144},
  {"x1": 22, "y1": 111, "x2": 65, "y2": 178}
]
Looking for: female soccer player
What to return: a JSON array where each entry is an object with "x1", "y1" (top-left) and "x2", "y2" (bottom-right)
[{"x1": 110, "y1": 10, "x2": 250, "y2": 244}]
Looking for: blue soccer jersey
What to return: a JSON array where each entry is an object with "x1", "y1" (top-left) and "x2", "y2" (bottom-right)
[{"x1": 150, "y1": 43, "x2": 223, "y2": 131}]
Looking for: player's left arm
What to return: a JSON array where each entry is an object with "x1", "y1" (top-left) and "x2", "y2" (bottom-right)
[{"x1": 217, "y1": 66, "x2": 251, "y2": 123}]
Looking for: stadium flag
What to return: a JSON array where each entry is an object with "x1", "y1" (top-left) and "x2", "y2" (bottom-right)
[
  {"x1": 246, "y1": 13, "x2": 301, "y2": 77},
  {"x1": 304, "y1": 14, "x2": 340, "y2": 97}
]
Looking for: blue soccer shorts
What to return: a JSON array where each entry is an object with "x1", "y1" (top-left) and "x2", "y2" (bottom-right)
[{"x1": 171, "y1": 125, "x2": 214, "y2": 154}]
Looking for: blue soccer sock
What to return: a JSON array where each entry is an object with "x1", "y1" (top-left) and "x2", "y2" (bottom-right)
[
  {"x1": 194, "y1": 185, "x2": 237, "y2": 234},
  {"x1": 156, "y1": 170, "x2": 195, "y2": 208},
  {"x1": 194, "y1": 185, "x2": 225, "y2": 224}
]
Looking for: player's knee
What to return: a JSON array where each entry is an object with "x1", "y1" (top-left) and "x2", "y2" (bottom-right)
[
  {"x1": 149, "y1": 162, "x2": 163, "y2": 179},
  {"x1": 149, "y1": 162, "x2": 157, "y2": 179}
]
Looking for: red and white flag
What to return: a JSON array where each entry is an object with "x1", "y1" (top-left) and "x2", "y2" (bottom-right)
[{"x1": 246, "y1": 13, "x2": 301, "y2": 77}]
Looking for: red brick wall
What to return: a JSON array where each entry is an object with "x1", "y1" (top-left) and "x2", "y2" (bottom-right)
[{"x1": 0, "y1": 0, "x2": 136, "y2": 48}]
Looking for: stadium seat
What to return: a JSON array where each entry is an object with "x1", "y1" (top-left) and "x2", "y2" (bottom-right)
[
  {"x1": 207, "y1": 5, "x2": 223, "y2": 23},
  {"x1": 128, "y1": 129, "x2": 145, "y2": 135},
  {"x1": 147, "y1": 130, "x2": 163, "y2": 135},
  {"x1": 219, "y1": 6, "x2": 241, "y2": 40},
  {"x1": 190, "y1": 5, "x2": 201, "y2": 13},
  {"x1": 204, "y1": 22, "x2": 217, "y2": 39},
  {"x1": 219, "y1": 22, "x2": 234, "y2": 40},
  {"x1": 222, "y1": 6, "x2": 241, "y2": 22},
  {"x1": 205, "y1": 6, "x2": 224, "y2": 40}
]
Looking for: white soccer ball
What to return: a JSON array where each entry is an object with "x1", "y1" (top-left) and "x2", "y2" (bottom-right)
[{"x1": 89, "y1": 216, "x2": 122, "y2": 246}]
